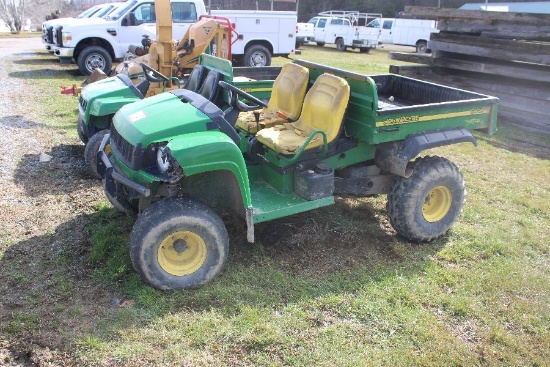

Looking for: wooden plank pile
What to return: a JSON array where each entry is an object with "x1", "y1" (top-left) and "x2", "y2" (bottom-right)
[{"x1": 388, "y1": 6, "x2": 550, "y2": 134}]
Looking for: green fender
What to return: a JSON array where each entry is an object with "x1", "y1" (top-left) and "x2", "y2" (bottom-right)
[{"x1": 167, "y1": 130, "x2": 252, "y2": 211}]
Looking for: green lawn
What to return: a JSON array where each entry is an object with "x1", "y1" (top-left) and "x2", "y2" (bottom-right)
[{"x1": 1, "y1": 43, "x2": 549, "y2": 366}]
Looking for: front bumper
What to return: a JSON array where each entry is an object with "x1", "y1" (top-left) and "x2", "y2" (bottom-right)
[
  {"x1": 97, "y1": 133, "x2": 151, "y2": 197},
  {"x1": 54, "y1": 46, "x2": 74, "y2": 58}
]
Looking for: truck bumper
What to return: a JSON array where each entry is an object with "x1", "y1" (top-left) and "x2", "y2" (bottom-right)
[{"x1": 54, "y1": 46, "x2": 74, "y2": 59}]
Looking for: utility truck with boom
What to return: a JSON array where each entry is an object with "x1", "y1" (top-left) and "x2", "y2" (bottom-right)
[{"x1": 96, "y1": 55, "x2": 498, "y2": 290}]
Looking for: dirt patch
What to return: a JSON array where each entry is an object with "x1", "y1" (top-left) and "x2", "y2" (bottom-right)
[{"x1": 0, "y1": 38, "x2": 119, "y2": 366}]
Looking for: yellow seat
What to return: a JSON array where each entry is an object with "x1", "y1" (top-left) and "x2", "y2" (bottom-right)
[
  {"x1": 256, "y1": 73, "x2": 350, "y2": 155},
  {"x1": 235, "y1": 62, "x2": 309, "y2": 133}
]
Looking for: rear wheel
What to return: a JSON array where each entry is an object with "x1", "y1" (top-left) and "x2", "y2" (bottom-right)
[
  {"x1": 84, "y1": 129, "x2": 109, "y2": 179},
  {"x1": 130, "y1": 197, "x2": 229, "y2": 290},
  {"x1": 386, "y1": 156, "x2": 465, "y2": 242},
  {"x1": 359, "y1": 47, "x2": 370, "y2": 53},
  {"x1": 336, "y1": 38, "x2": 347, "y2": 52},
  {"x1": 416, "y1": 41, "x2": 428, "y2": 53},
  {"x1": 243, "y1": 44, "x2": 271, "y2": 67}
]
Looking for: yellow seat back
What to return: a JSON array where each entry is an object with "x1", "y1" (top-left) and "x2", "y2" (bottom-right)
[
  {"x1": 267, "y1": 62, "x2": 309, "y2": 120},
  {"x1": 293, "y1": 73, "x2": 350, "y2": 146}
]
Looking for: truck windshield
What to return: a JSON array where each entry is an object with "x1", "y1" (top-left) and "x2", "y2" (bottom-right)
[
  {"x1": 94, "y1": 4, "x2": 119, "y2": 18},
  {"x1": 107, "y1": 0, "x2": 137, "y2": 20},
  {"x1": 76, "y1": 5, "x2": 102, "y2": 19},
  {"x1": 367, "y1": 19, "x2": 380, "y2": 28}
]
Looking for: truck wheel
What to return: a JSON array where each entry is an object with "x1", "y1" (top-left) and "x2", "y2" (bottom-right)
[
  {"x1": 84, "y1": 129, "x2": 109, "y2": 179},
  {"x1": 295, "y1": 41, "x2": 303, "y2": 49},
  {"x1": 386, "y1": 156, "x2": 465, "y2": 242},
  {"x1": 130, "y1": 197, "x2": 229, "y2": 290},
  {"x1": 359, "y1": 47, "x2": 370, "y2": 54},
  {"x1": 316, "y1": 42, "x2": 325, "y2": 47},
  {"x1": 77, "y1": 116, "x2": 89, "y2": 144},
  {"x1": 416, "y1": 41, "x2": 428, "y2": 53},
  {"x1": 77, "y1": 46, "x2": 112, "y2": 76},
  {"x1": 243, "y1": 44, "x2": 271, "y2": 67},
  {"x1": 336, "y1": 38, "x2": 347, "y2": 52}
]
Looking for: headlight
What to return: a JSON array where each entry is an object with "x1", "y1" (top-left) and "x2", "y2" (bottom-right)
[
  {"x1": 62, "y1": 32, "x2": 72, "y2": 47},
  {"x1": 156, "y1": 145, "x2": 170, "y2": 173}
]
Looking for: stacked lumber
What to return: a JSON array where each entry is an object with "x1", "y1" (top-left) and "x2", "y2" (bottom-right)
[{"x1": 388, "y1": 6, "x2": 550, "y2": 134}]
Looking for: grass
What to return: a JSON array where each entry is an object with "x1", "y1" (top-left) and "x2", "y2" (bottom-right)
[
  {"x1": 1, "y1": 40, "x2": 549, "y2": 366},
  {"x1": 0, "y1": 31, "x2": 42, "y2": 38}
]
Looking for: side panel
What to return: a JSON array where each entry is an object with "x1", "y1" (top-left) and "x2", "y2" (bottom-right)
[{"x1": 210, "y1": 10, "x2": 297, "y2": 55}]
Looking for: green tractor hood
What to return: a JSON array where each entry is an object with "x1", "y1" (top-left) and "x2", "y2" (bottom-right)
[
  {"x1": 113, "y1": 90, "x2": 220, "y2": 147},
  {"x1": 81, "y1": 75, "x2": 147, "y2": 119}
]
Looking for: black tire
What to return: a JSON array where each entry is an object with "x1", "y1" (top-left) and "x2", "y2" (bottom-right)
[
  {"x1": 416, "y1": 41, "x2": 428, "y2": 53},
  {"x1": 243, "y1": 44, "x2": 271, "y2": 67},
  {"x1": 295, "y1": 41, "x2": 303, "y2": 49},
  {"x1": 359, "y1": 47, "x2": 370, "y2": 54},
  {"x1": 130, "y1": 197, "x2": 229, "y2": 290},
  {"x1": 386, "y1": 156, "x2": 465, "y2": 242},
  {"x1": 84, "y1": 129, "x2": 109, "y2": 179},
  {"x1": 336, "y1": 38, "x2": 347, "y2": 52},
  {"x1": 77, "y1": 46, "x2": 112, "y2": 76},
  {"x1": 77, "y1": 115, "x2": 88, "y2": 144},
  {"x1": 102, "y1": 178, "x2": 136, "y2": 217},
  {"x1": 316, "y1": 42, "x2": 325, "y2": 47}
]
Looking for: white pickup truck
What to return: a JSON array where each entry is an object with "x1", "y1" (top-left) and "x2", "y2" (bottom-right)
[
  {"x1": 295, "y1": 21, "x2": 314, "y2": 48},
  {"x1": 52, "y1": 0, "x2": 297, "y2": 75},
  {"x1": 42, "y1": 2, "x2": 122, "y2": 53},
  {"x1": 307, "y1": 11, "x2": 382, "y2": 52}
]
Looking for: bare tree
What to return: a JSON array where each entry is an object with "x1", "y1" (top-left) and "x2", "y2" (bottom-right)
[{"x1": 0, "y1": 0, "x2": 25, "y2": 32}]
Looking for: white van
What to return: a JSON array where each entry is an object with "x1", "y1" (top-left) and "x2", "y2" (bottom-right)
[{"x1": 366, "y1": 17, "x2": 438, "y2": 53}]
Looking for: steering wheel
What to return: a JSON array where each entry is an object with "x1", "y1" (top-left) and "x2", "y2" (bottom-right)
[
  {"x1": 219, "y1": 81, "x2": 268, "y2": 112},
  {"x1": 139, "y1": 62, "x2": 169, "y2": 83}
]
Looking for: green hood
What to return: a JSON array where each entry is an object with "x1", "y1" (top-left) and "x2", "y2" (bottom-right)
[
  {"x1": 113, "y1": 92, "x2": 212, "y2": 147},
  {"x1": 81, "y1": 75, "x2": 138, "y2": 102}
]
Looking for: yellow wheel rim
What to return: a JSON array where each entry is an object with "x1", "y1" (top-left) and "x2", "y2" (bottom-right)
[
  {"x1": 422, "y1": 186, "x2": 452, "y2": 222},
  {"x1": 157, "y1": 231, "x2": 207, "y2": 276}
]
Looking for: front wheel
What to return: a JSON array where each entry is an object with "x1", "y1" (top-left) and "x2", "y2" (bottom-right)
[
  {"x1": 243, "y1": 44, "x2": 271, "y2": 67},
  {"x1": 77, "y1": 46, "x2": 112, "y2": 76},
  {"x1": 84, "y1": 129, "x2": 109, "y2": 179},
  {"x1": 77, "y1": 115, "x2": 88, "y2": 144},
  {"x1": 386, "y1": 156, "x2": 465, "y2": 242},
  {"x1": 130, "y1": 197, "x2": 229, "y2": 290}
]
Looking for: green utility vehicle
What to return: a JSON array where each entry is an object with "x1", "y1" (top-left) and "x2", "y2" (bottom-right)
[
  {"x1": 77, "y1": 56, "x2": 279, "y2": 177},
  {"x1": 97, "y1": 56, "x2": 498, "y2": 290}
]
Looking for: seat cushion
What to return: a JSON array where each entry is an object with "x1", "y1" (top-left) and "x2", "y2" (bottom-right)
[
  {"x1": 235, "y1": 109, "x2": 286, "y2": 133},
  {"x1": 255, "y1": 123, "x2": 319, "y2": 155},
  {"x1": 235, "y1": 62, "x2": 309, "y2": 133}
]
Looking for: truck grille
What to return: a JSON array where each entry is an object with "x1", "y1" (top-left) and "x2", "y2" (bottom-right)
[
  {"x1": 55, "y1": 27, "x2": 63, "y2": 46},
  {"x1": 110, "y1": 125, "x2": 144, "y2": 170},
  {"x1": 46, "y1": 27, "x2": 53, "y2": 43}
]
